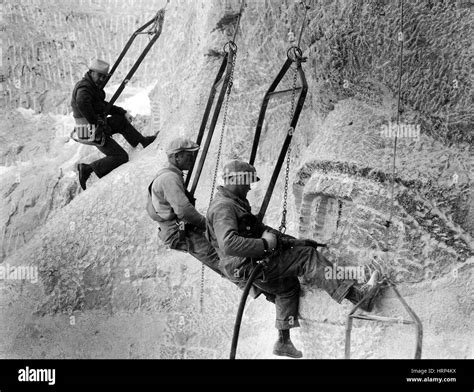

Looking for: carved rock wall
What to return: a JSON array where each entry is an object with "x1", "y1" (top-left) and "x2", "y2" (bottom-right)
[{"x1": 0, "y1": 0, "x2": 472, "y2": 359}]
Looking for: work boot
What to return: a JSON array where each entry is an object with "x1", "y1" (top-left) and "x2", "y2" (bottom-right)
[
  {"x1": 141, "y1": 135, "x2": 156, "y2": 148},
  {"x1": 345, "y1": 271, "x2": 383, "y2": 312},
  {"x1": 77, "y1": 163, "x2": 92, "y2": 190},
  {"x1": 273, "y1": 329, "x2": 303, "y2": 358},
  {"x1": 273, "y1": 339, "x2": 303, "y2": 359}
]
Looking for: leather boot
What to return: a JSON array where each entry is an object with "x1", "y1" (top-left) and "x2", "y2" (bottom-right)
[
  {"x1": 345, "y1": 271, "x2": 382, "y2": 312},
  {"x1": 141, "y1": 135, "x2": 156, "y2": 148},
  {"x1": 77, "y1": 163, "x2": 92, "y2": 190},
  {"x1": 273, "y1": 329, "x2": 303, "y2": 359}
]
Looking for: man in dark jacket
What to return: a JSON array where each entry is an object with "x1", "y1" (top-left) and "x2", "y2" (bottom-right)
[
  {"x1": 72, "y1": 58, "x2": 156, "y2": 190},
  {"x1": 206, "y1": 160, "x2": 383, "y2": 358}
]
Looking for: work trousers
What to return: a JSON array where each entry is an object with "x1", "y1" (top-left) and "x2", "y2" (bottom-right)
[
  {"x1": 249, "y1": 246, "x2": 356, "y2": 330},
  {"x1": 159, "y1": 223, "x2": 222, "y2": 277},
  {"x1": 89, "y1": 114, "x2": 144, "y2": 178}
]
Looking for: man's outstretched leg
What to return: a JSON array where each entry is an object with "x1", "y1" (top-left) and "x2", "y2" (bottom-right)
[
  {"x1": 262, "y1": 246, "x2": 384, "y2": 310},
  {"x1": 107, "y1": 114, "x2": 156, "y2": 148},
  {"x1": 301, "y1": 249, "x2": 383, "y2": 312},
  {"x1": 77, "y1": 137, "x2": 128, "y2": 190}
]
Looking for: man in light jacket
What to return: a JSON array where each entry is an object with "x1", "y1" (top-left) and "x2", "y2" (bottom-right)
[{"x1": 148, "y1": 137, "x2": 221, "y2": 276}]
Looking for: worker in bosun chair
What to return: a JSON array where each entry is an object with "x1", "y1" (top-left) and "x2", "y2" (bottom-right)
[
  {"x1": 206, "y1": 160, "x2": 383, "y2": 358},
  {"x1": 147, "y1": 137, "x2": 280, "y2": 304},
  {"x1": 148, "y1": 137, "x2": 223, "y2": 276},
  {"x1": 72, "y1": 58, "x2": 156, "y2": 190}
]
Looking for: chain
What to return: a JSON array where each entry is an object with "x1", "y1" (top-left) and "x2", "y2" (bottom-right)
[
  {"x1": 279, "y1": 63, "x2": 299, "y2": 234},
  {"x1": 208, "y1": 45, "x2": 237, "y2": 206},
  {"x1": 200, "y1": 44, "x2": 237, "y2": 313}
]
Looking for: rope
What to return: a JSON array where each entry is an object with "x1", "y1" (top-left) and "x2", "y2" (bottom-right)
[
  {"x1": 384, "y1": 0, "x2": 404, "y2": 252},
  {"x1": 297, "y1": 0, "x2": 311, "y2": 48},
  {"x1": 232, "y1": 0, "x2": 246, "y2": 43}
]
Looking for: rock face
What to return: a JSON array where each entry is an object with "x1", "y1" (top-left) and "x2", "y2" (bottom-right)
[{"x1": 0, "y1": 0, "x2": 472, "y2": 359}]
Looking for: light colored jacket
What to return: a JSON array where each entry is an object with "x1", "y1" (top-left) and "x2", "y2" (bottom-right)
[{"x1": 151, "y1": 163, "x2": 206, "y2": 245}]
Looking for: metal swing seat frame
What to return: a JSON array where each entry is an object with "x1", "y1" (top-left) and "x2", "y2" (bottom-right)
[
  {"x1": 71, "y1": 9, "x2": 166, "y2": 146},
  {"x1": 345, "y1": 275, "x2": 423, "y2": 359}
]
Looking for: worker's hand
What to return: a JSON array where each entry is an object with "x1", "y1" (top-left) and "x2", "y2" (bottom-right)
[
  {"x1": 262, "y1": 230, "x2": 277, "y2": 250},
  {"x1": 124, "y1": 112, "x2": 134, "y2": 123}
]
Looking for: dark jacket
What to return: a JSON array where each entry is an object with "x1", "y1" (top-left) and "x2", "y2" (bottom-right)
[
  {"x1": 71, "y1": 71, "x2": 126, "y2": 124},
  {"x1": 206, "y1": 186, "x2": 278, "y2": 281}
]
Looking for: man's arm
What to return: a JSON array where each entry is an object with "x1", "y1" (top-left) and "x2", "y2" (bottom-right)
[
  {"x1": 75, "y1": 87, "x2": 98, "y2": 124},
  {"x1": 211, "y1": 205, "x2": 267, "y2": 258},
  {"x1": 162, "y1": 173, "x2": 206, "y2": 229}
]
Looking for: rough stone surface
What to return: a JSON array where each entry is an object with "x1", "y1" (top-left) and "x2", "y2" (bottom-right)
[{"x1": 0, "y1": 0, "x2": 472, "y2": 359}]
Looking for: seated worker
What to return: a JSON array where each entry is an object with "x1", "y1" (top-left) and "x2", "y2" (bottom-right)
[
  {"x1": 72, "y1": 58, "x2": 156, "y2": 190},
  {"x1": 147, "y1": 137, "x2": 222, "y2": 276},
  {"x1": 206, "y1": 160, "x2": 383, "y2": 359}
]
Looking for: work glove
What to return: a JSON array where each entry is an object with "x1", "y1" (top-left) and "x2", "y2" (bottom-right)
[{"x1": 261, "y1": 230, "x2": 277, "y2": 251}]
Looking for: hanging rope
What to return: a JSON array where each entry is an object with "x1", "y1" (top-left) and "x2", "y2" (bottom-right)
[
  {"x1": 297, "y1": 0, "x2": 311, "y2": 48},
  {"x1": 383, "y1": 0, "x2": 404, "y2": 251},
  {"x1": 232, "y1": 0, "x2": 246, "y2": 43}
]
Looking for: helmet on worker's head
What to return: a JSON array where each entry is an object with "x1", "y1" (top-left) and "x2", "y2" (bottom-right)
[
  {"x1": 222, "y1": 160, "x2": 260, "y2": 185},
  {"x1": 166, "y1": 137, "x2": 200, "y2": 155},
  {"x1": 88, "y1": 59, "x2": 110, "y2": 75}
]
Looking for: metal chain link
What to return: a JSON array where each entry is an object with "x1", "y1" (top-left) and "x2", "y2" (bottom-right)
[
  {"x1": 200, "y1": 44, "x2": 237, "y2": 313},
  {"x1": 279, "y1": 63, "x2": 299, "y2": 234},
  {"x1": 208, "y1": 46, "x2": 237, "y2": 207},
  {"x1": 279, "y1": 1, "x2": 309, "y2": 233}
]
